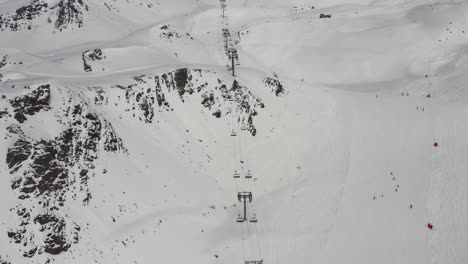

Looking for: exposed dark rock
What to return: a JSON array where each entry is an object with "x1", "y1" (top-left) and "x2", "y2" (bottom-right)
[
  {"x1": 0, "y1": 255, "x2": 11, "y2": 264},
  {"x1": 0, "y1": 55, "x2": 7, "y2": 68},
  {"x1": 34, "y1": 214, "x2": 76, "y2": 255},
  {"x1": 0, "y1": 0, "x2": 48, "y2": 31},
  {"x1": 174, "y1": 68, "x2": 189, "y2": 97},
  {"x1": 10, "y1": 84, "x2": 51, "y2": 123},
  {"x1": 6, "y1": 138, "x2": 32, "y2": 173},
  {"x1": 5, "y1": 90, "x2": 126, "y2": 257},
  {"x1": 212, "y1": 110, "x2": 221, "y2": 118},
  {"x1": 121, "y1": 69, "x2": 264, "y2": 135},
  {"x1": 52, "y1": 0, "x2": 87, "y2": 30},
  {"x1": 264, "y1": 77, "x2": 286, "y2": 96},
  {"x1": 201, "y1": 92, "x2": 215, "y2": 109},
  {"x1": 159, "y1": 24, "x2": 182, "y2": 41},
  {"x1": 23, "y1": 247, "x2": 38, "y2": 258},
  {"x1": 82, "y1": 49, "x2": 105, "y2": 72},
  {"x1": 0, "y1": 110, "x2": 9, "y2": 118},
  {"x1": 0, "y1": 0, "x2": 86, "y2": 31}
]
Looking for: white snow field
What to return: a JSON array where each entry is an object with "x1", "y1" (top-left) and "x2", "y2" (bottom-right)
[{"x1": 0, "y1": 0, "x2": 468, "y2": 264}]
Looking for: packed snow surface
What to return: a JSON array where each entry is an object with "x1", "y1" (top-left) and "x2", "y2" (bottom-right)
[{"x1": 1, "y1": 0, "x2": 468, "y2": 264}]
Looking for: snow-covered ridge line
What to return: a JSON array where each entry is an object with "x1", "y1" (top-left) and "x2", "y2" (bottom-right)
[
  {"x1": 0, "y1": 0, "x2": 86, "y2": 31},
  {"x1": 101, "y1": 68, "x2": 266, "y2": 135}
]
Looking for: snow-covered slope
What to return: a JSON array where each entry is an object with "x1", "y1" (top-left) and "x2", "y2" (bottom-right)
[{"x1": 1, "y1": 0, "x2": 468, "y2": 264}]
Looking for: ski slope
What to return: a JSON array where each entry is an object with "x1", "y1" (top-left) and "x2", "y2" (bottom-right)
[{"x1": 1, "y1": 0, "x2": 468, "y2": 264}]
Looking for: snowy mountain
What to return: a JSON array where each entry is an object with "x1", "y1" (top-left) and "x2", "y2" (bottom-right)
[{"x1": 1, "y1": 0, "x2": 468, "y2": 264}]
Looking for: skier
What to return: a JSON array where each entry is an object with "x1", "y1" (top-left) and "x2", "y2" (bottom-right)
[{"x1": 427, "y1": 223, "x2": 434, "y2": 230}]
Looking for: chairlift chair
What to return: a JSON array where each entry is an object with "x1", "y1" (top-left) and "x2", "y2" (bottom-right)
[
  {"x1": 241, "y1": 125, "x2": 248, "y2": 130},
  {"x1": 245, "y1": 170, "x2": 252, "y2": 179},
  {"x1": 230, "y1": 129, "x2": 237, "y2": 137},
  {"x1": 236, "y1": 214, "x2": 245, "y2": 223},
  {"x1": 250, "y1": 214, "x2": 258, "y2": 223},
  {"x1": 233, "y1": 170, "x2": 240, "y2": 178}
]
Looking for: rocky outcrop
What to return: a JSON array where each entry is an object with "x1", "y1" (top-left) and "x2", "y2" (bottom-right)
[
  {"x1": 0, "y1": 255, "x2": 11, "y2": 264},
  {"x1": 0, "y1": 0, "x2": 86, "y2": 31},
  {"x1": 158, "y1": 24, "x2": 194, "y2": 42},
  {"x1": 82, "y1": 49, "x2": 105, "y2": 72},
  {"x1": 52, "y1": 0, "x2": 87, "y2": 30},
  {"x1": 10, "y1": 84, "x2": 51, "y2": 123},
  {"x1": 5, "y1": 86, "x2": 126, "y2": 258},
  {"x1": 0, "y1": 109, "x2": 9, "y2": 118},
  {"x1": 7, "y1": 206, "x2": 79, "y2": 258},
  {"x1": 264, "y1": 77, "x2": 286, "y2": 97},
  {"x1": 0, "y1": 55, "x2": 7, "y2": 68},
  {"x1": 0, "y1": 0, "x2": 48, "y2": 31},
  {"x1": 115, "y1": 69, "x2": 264, "y2": 135}
]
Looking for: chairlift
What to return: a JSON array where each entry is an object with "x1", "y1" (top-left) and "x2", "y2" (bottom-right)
[
  {"x1": 236, "y1": 214, "x2": 245, "y2": 223},
  {"x1": 245, "y1": 170, "x2": 252, "y2": 179},
  {"x1": 250, "y1": 214, "x2": 258, "y2": 223},
  {"x1": 241, "y1": 125, "x2": 248, "y2": 130},
  {"x1": 233, "y1": 170, "x2": 240, "y2": 178},
  {"x1": 231, "y1": 129, "x2": 237, "y2": 136}
]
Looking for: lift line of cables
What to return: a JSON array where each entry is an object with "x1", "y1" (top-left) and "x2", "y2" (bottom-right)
[{"x1": 221, "y1": 3, "x2": 263, "y2": 263}]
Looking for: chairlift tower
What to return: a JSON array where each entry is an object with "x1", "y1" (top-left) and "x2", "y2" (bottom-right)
[
  {"x1": 220, "y1": 0, "x2": 227, "y2": 18},
  {"x1": 222, "y1": 28, "x2": 231, "y2": 53},
  {"x1": 228, "y1": 48, "x2": 239, "y2": 77},
  {"x1": 237, "y1": 192, "x2": 252, "y2": 222},
  {"x1": 221, "y1": 3, "x2": 227, "y2": 18}
]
